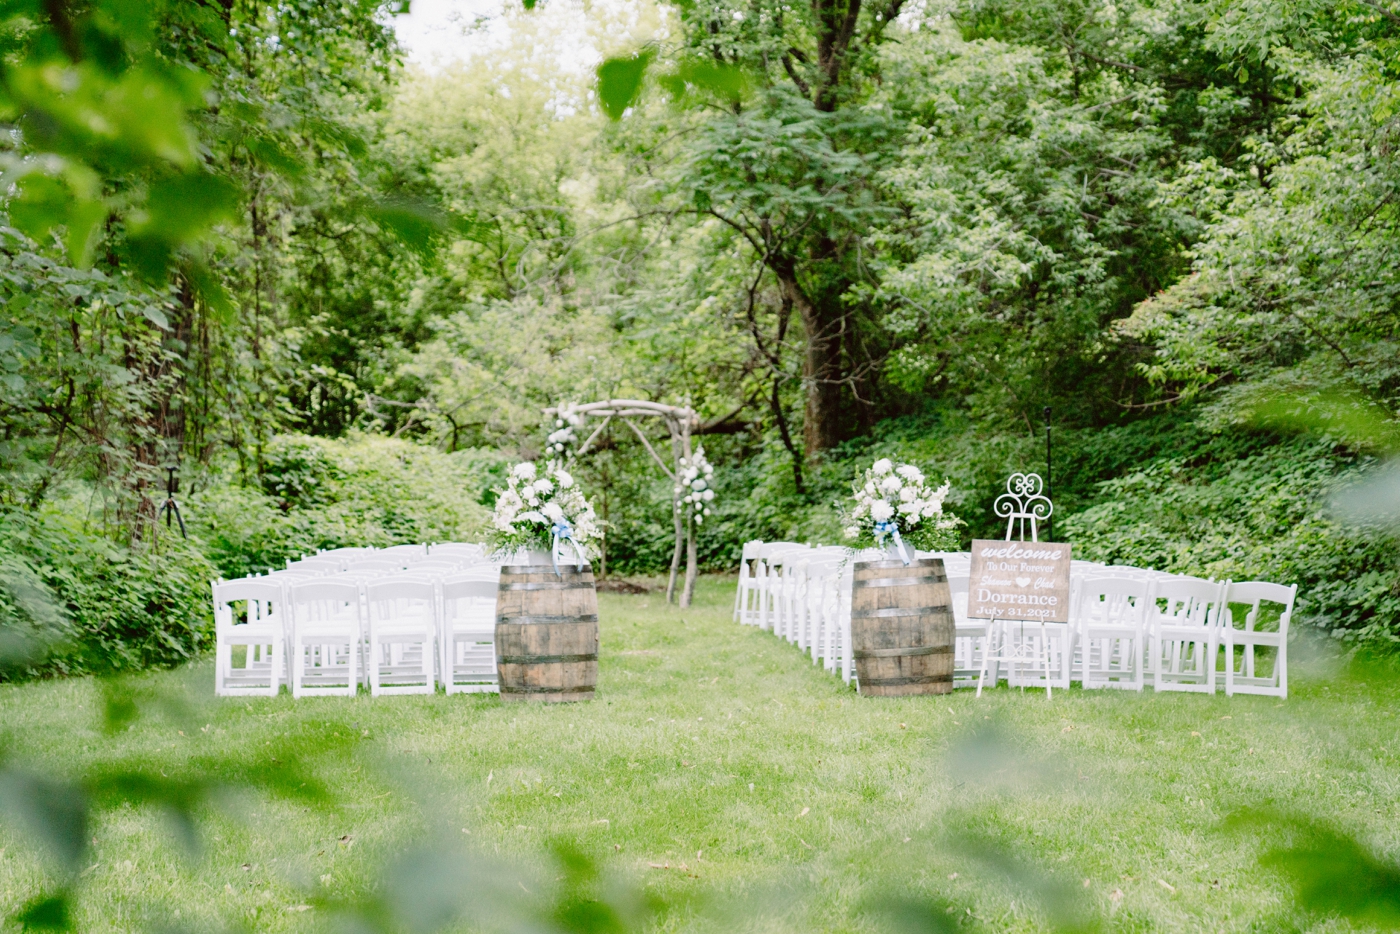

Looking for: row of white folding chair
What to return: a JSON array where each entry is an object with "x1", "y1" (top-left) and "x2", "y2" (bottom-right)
[
  {"x1": 740, "y1": 545, "x2": 976, "y2": 687},
  {"x1": 731, "y1": 546, "x2": 1293, "y2": 697},
  {"x1": 973, "y1": 575, "x2": 1295, "y2": 697},
  {"x1": 750, "y1": 543, "x2": 805, "y2": 630},
  {"x1": 732, "y1": 542, "x2": 853, "y2": 682},
  {"x1": 214, "y1": 565, "x2": 502, "y2": 697},
  {"x1": 784, "y1": 552, "x2": 848, "y2": 677},
  {"x1": 759, "y1": 545, "x2": 802, "y2": 636},
  {"x1": 772, "y1": 548, "x2": 844, "y2": 643},
  {"x1": 286, "y1": 542, "x2": 480, "y2": 574}
]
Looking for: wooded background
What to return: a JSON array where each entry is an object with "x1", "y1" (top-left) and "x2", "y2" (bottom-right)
[{"x1": 0, "y1": 0, "x2": 1397, "y2": 678}]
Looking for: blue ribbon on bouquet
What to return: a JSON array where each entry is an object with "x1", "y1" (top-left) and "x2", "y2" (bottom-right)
[
  {"x1": 551, "y1": 521, "x2": 587, "y2": 575},
  {"x1": 874, "y1": 520, "x2": 911, "y2": 566}
]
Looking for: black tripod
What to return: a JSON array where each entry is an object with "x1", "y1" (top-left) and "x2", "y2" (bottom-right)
[{"x1": 160, "y1": 466, "x2": 187, "y2": 539}]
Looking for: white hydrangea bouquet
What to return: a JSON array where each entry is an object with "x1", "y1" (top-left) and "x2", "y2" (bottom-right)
[
  {"x1": 489, "y1": 461, "x2": 600, "y2": 570},
  {"x1": 842, "y1": 458, "x2": 962, "y2": 563},
  {"x1": 678, "y1": 447, "x2": 716, "y2": 525}
]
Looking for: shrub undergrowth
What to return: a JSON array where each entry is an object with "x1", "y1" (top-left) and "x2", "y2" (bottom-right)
[{"x1": 2, "y1": 412, "x2": 1397, "y2": 682}]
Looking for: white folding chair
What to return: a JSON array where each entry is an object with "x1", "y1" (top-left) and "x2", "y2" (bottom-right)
[
  {"x1": 1077, "y1": 576, "x2": 1150, "y2": 690},
  {"x1": 365, "y1": 579, "x2": 438, "y2": 695},
  {"x1": 825, "y1": 558, "x2": 862, "y2": 684},
  {"x1": 785, "y1": 554, "x2": 818, "y2": 646},
  {"x1": 734, "y1": 540, "x2": 763, "y2": 624},
  {"x1": 950, "y1": 573, "x2": 999, "y2": 689},
  {"x1": 1150, "y1": 576, "x2": 1226, "y2": 694},
  {"x1": 212, "y1": 579, "x2": 285, "y2": 697},
  {"x1": 755, "y1": 543, "x2": 803, "y2": 631},
  {"x1": 1222, "y1": 581, "x2": 1295, "y2": 698},
  {"x1": 288, "y1": 580, "x2": 364, "y2": 697},
  {"x1": 768, "y1": 547, "x2": 809, "y2": 636},
  {"x1": 800, "y1": 555, "x2": 844, "y2": 661},
  {"x1": 441, "y1": 578, "x2": 500, "y2": 694}
]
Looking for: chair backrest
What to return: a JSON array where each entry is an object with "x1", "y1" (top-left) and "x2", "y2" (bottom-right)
[
  {"x1": 741, "y1": 540, "x2": 763, "y2": 560},
  {"x1": 292, "y1": 579, "x2": 361, "y2": 602},
  {"x1": 287, "y1": 580, "x2": 360, "y2": 628},
  {"x1": 289, "y1": 555, "x2": 345, "y2": 572},
  {"x1": 380, "y1": 544, "x2": 428, "y2": 557},
  {"x1": 1152, "y1": 576, "x2": 1225, "y2": 627},
  {"x1": 946, "y1": 573, "x2": 970, "y2": 625},
  {"x1": 1095, "y1": 565, "x2": 1155, "y2": 580},
  {"x1": 214, "y1": 579, "x2": 284, "y2": 604},
  {"x1": 442, "y1": 579, "x2": 498, "y2": 602},
  {"x1": 766, "y1": 548, "x2": 809, "y2": 570},
  {"x1": 444, "y1": 564, "x2": 500, "y2": 580},
  {"x1": 366, "y1": 579, "x2": 437, "y2": 602},
  {"x1": 344, "y1": 557, "x2": 414, "y2": 572},
  {"x1": 409, "y1": 558, "x2": 462, "y2": 571},
  {"x1": 442, "y1": 579, "x2": 498, "y2": 631},
  {"x1": 1223, "y1": 581, "x2": 1297, "y2": 631},
  {"x1": 213, "y1": 579, "x2": 284, "y2": 628},
  {"x1": 1077, "y1": 575, "x2": 1151, "y2": 625},
  {"x1": 798, "y1": 556, "x2": 843, "y2": 593},
  {"x1": 429, "y1": 542, "x2": 485, "y2": 556},
  {"x1": 759, "y1": 542, "x2": 803, "y2": 560},
  {"x1": 364, "y1": 580, "x2": 437, "y2": 631}
]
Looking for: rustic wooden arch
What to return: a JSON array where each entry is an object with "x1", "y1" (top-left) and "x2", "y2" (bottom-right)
[{"x1": 544, "y1": 399, "x2": 702, "y2": 607}]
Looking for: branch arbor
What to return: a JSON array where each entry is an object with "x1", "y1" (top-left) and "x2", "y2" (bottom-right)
[{"x1": 545, "y1": 400, "x2": 704, "y2": 607}]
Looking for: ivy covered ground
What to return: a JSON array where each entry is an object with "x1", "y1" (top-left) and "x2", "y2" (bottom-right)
[{"x1": 0, "y1": 578, "x2": 1395, "y2": 933}]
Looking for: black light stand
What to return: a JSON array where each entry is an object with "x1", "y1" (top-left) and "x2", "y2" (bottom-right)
[
  {"x1": 160, "y1": 466, "x2": 187, "y2": 539},
  {"x1": 1043, "y1": 405, "x2": 1053, "y2": 541}
]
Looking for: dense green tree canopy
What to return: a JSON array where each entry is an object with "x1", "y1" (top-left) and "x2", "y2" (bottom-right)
[{"x1": 0, "y1": 0, "x2": 1397, "y2": 663}]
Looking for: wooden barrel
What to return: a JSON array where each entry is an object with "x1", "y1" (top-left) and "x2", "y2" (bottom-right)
[
  {"x1": 495, "y1": 561, "x2": 599, "y2": 702},
  {"x1": 851, "y1": 557, "x2": 953, "y2": 696}
]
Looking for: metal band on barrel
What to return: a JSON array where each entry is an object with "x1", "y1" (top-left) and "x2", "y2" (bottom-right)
[
  {"x1": 498, "y1": 653, "x2": 598, "y2": 664},
  {"x1": 857, "y1": 559, "x2": 946, "y2": 572},
  {"x1": 499, "y1": 684, "x2": 596, "y2": 694},
  {"x1": 853, "y1": 645, "x2": 953, "y2": 659},
  {"x1": 852, "y1": 576, "x2": 945, "y2": 589},
  {"x1": 501, "y1": 565, "x2": 593, "y2": 575},
  {"x1": 497, "y1": 614, "x2": 599, "y2": 625},
  {"x1": 498, "y1": 581, "x2": 596, "y2": 592},
  {"x1": 849, "y1": 606, "x2": 951, "y2": 619},
  {"x1": 858, "y1": 674, "x2": 954, "y2": 686}
]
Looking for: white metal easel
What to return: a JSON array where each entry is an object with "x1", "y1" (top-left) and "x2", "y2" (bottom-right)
[{"x1": 976, "y1": 473, "x2": 1057, "y2": 699}]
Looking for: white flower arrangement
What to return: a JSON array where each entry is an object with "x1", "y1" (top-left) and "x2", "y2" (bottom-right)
[
  {"x1": 841, "y1": 457, "x2": 962, "y2": 559},
  {"x1": 545, "y1": 404, "x2": 584, "y2": 462},
  {"x1": 488, "y1": 461, "x2": 600, "y2": 565},
  {"x1": 676, "y1": 447, "x2": 716, "y2": 525}
]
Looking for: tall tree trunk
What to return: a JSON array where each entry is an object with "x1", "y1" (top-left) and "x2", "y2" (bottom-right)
[{"x1": 772, "y1": 257, "x2": 846, "y2": 454}]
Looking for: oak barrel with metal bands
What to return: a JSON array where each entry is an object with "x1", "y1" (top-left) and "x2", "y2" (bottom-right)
[
  {"x1": 851, "y1": 557, "x2": 953, "y2": 696},
  {"x1": 495, "y1": 562, "x2": 599, "y2": 702}
]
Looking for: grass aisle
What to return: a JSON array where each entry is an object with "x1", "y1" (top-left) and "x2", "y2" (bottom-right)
[{"x1": 1, "y1": 576, "x2": 1397, "y2": 932}]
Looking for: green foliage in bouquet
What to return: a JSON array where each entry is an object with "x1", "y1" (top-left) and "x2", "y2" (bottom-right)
[{"x1": 841, "y1": 458, "x2": 963, "y2": 553}]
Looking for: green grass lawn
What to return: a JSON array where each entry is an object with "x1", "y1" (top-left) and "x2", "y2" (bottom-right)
[{"x1": 1, "y1": 575, "x2": 1397, "y2": 933}]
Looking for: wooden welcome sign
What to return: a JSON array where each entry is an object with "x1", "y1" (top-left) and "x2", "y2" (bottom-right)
[{"x1": 968, "y1": 539, "x2": 1072, "y2": 623}]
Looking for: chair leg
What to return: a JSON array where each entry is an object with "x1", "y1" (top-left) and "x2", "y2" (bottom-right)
[
  {"x1": 292, "y1": 637, "x2": 303, "y2": 699},
  {"x1": 269, "y1": 638, "x2": 283, "y2": 697}
]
